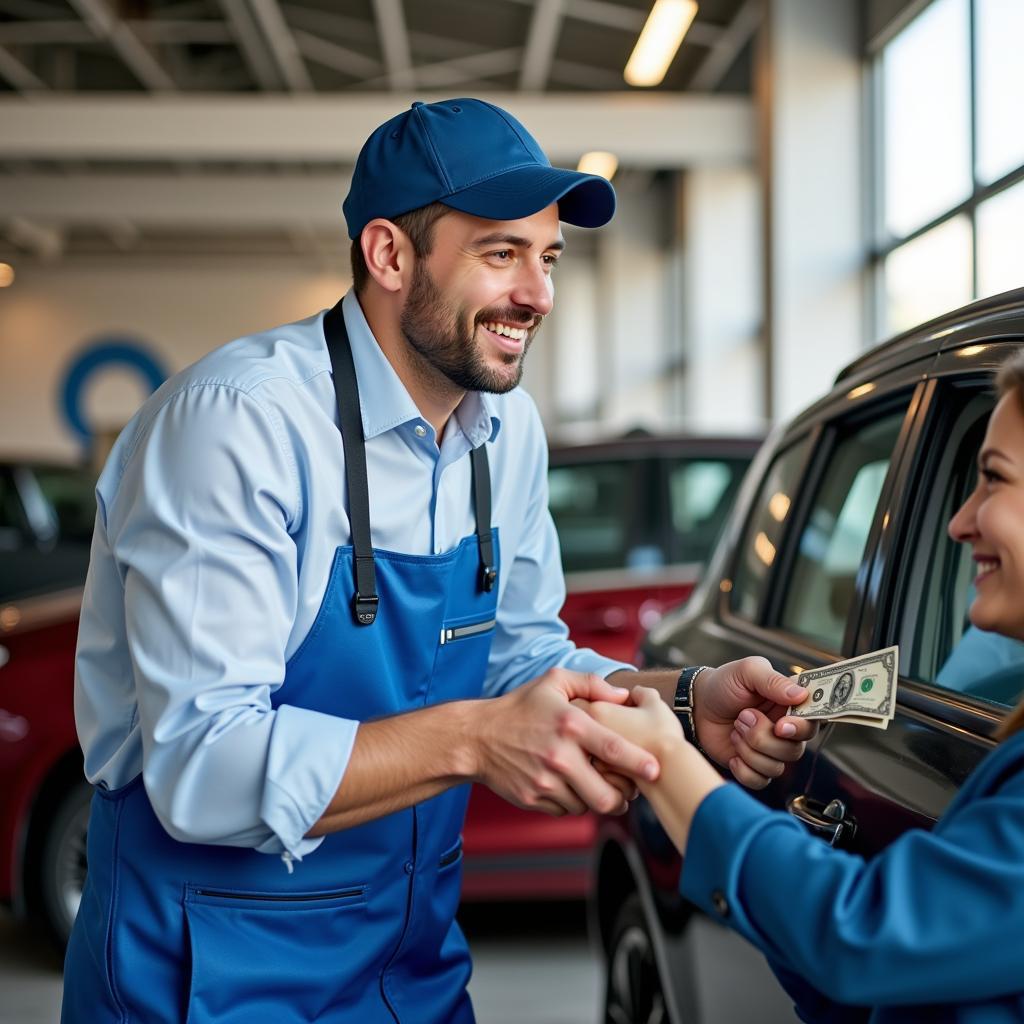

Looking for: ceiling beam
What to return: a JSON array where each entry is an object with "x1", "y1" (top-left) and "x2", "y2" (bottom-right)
[
  {"x1": 0, "y1": 94, "x2": 754, "y2": 166},
  {"x1": 520, "y1": 0, "x2": 566, "y2": 91},
  {"x1": 371, "y1": 0, "x2": 415, "y2": 90},
  {"x1": 0, "y1": 173, "x2": 350, "y2": 228},
  {"x1": 504, "y1": 0, "x2": 724, "y2": 47},
  {"x1": 360, "y1": 48, "x2": 523, "y2": 91},
  {"x1": 217, "y1": 0, "x2": 281, "y2": 91},
  {"x1": 689, "y1": 0, "x2": 762, "y2": 92},
  {"x1": 250, "y1": 0, "x2": 314, "y2": 91},
  {"x1": 0, "y1": 44, "x2": 46, "y2": 92},
  {"x1": 0, "y1": 21, "x2": 94, "y2": 45},
  {"x1": 6, "y1": 215, "x2": 64, "y2": 260},
  {"x1": 66, "y1": 0, "x2": 177, "y2": 91},
  {"x1": 293, "y1": 31, "x2": 384, "y2": 80}
]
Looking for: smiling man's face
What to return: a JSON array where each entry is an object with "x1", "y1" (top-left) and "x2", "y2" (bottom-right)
[{"x1": 399, "y1": 204, "x2": 564, "y2": 394}]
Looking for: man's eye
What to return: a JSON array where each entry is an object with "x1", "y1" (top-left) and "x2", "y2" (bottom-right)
[
  {"x1": 491, "y1": 250, "x2": 512, "y2": 260},
  {"x1": 542, "y1": 254, "x2": 560, "y2": 267}
]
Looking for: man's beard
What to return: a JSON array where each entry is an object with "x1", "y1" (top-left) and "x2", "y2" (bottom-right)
[{"x1": 399, "y1": 260, "x2": 539, "y2": 394}]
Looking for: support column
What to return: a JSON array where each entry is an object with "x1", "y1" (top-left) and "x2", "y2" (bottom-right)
[{"x1": 761, "y1": 0, "x2": 866, "y2": 423}]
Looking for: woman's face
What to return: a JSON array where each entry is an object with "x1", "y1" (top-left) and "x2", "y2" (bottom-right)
[{"x1": 949, "y1": 391, "x2": 1024, "y2": 641}]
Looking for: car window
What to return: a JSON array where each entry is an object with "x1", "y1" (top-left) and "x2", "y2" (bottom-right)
[
  {"x1": 906, "y1": 392, "x2": 1024, "y2": 706},
  {"x1": 549, "y1": 460, "x2": 634, "y2": 573},
  {"x1": 778, "y1": 409, "x2": 908, "y2": 652},
  {"x1": 667, "y1": 457, "x2": 750, "y2": 565},
  {"x1": 729, "y1": 436, "x2": 813, "y2": 621},
  {"x1": 0, "y1": 465, "x2": 95, "y2": 603},
  {"x1": 0, "y1": 471, "x2": 29, "y2": 553}
]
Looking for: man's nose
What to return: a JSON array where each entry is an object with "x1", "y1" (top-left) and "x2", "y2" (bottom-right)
[{"x1": 509, "y1": 262, "x2": 554, "y2": 317}]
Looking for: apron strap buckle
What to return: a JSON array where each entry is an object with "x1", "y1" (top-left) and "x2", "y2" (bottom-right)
[
  {"x1": 480, "y1": 566, "x2": 498, "y2": 593},
  {"x1": 353, "y1": 592, "x2": 379, "y2": 626}
]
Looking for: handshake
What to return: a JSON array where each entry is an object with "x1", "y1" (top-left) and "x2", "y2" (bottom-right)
[{"x1": 478, "y1": 656, "x2": 820, "y2": 822}]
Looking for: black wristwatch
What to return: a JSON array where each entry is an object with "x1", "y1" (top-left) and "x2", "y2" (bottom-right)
[{"x1": 673, "y1": 665, "x2": 712, "y2": 755}]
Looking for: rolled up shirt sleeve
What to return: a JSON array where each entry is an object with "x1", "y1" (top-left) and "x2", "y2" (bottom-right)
[
  {"x1": 109, "y1": 383, "x2": 357, "y2": 858},
  {"x1": 483, "y1": 400, "x2": 633, "y2": 697}
]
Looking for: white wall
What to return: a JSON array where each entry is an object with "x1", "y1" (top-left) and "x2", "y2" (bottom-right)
[
  {"x1": 680, "y1": 166, "x2": 765, "y2": 435},
  {"x1": 0, "y1": 263, "x2": 348, "y2": 460},
  {"x1": 765, "y1": 0, "x2": 867, "y2": 422}
]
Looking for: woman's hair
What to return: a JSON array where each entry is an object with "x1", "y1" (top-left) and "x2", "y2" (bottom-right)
[{"x1": 993, "y1": 348, "x2": 1024, "y2": 740}]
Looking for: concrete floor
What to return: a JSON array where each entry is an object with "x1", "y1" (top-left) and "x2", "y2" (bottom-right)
[{"x1": 0, "y1": 901, "x2": 600, "y2": 1024}]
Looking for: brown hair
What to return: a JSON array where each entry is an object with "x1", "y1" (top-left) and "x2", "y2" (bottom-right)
[
  {"x1": 349, "y1": 202, "x2": 452, "y2": 293},
  {"x1": 993, "y1": 348, "x2": 1024, "y2": 740}
]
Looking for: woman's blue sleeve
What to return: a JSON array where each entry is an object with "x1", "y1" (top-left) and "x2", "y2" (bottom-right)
[{"x1": 679, "y1": 771, "x2": 1024, "y2": 1008}]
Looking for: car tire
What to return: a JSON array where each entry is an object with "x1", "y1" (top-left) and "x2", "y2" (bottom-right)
[
  {"x1": 38, "y1": 779, "x2": 91, "y2": 948},
  {"x1": 604, "y1": 892, "x2": 669, "y2": 1024}
]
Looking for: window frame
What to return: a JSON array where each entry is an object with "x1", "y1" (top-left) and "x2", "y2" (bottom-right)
[
  {"x1": 718, "y1": 379, "x2": 926, "y2": 668},
  {"x1": 867, "y1": 340, "x2": 1024, "y2": 737},
  {"x1": 868, "y1": 0, "x2": 1024, "y2": 338}
]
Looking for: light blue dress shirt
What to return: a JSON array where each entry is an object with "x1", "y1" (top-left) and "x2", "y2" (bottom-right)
[{"x1": 74, "y1": 290, "x2": 629, "y2": 861}]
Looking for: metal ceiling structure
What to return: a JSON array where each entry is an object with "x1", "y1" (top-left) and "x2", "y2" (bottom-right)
[{"x1": 0, "y1": 0, "x2": 760, "y2": 265}]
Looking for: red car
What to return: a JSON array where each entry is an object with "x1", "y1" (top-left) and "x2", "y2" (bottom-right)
[
  {"x1": 0, "y1": 460, "x2": 96, "y2": 946},
  {"x1": 0, "y1": 434, "x2": 759, "y2": 947},
  {"x1": 460, "y1": 433, "x2": 761, "y2": 900}
]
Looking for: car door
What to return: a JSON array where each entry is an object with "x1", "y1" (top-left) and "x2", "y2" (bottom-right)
[{"x1": 796, "y1": 338, "x2": 1024, "y2": 858}]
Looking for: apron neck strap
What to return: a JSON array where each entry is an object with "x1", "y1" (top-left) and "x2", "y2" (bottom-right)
[
  {"x1": 322, "y1": 298, "x2": 498, "y2": 626},
  {"x1": 324, "y1": 299, "x2": 378, "y2": 626}
]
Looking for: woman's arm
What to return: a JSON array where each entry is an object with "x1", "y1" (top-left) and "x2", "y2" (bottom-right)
[{"x1": 680, "y1": 766, "x2": 1024, "y2": 1007}]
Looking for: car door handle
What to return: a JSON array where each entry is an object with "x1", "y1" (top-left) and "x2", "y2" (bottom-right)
[
  {"x1": 786, "y1": 795, "x2": 856, "y2": 846},
  {"x1": 0, "y1": 645, "x2": 8, "y2": 670}
]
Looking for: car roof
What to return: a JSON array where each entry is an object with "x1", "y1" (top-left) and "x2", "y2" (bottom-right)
[
  {"x1": 548, "y1": 431, "x2": 764, "y2": 462},
  {"x1": 835, "y1": 286, "x2": 1024, "y2": 384}
]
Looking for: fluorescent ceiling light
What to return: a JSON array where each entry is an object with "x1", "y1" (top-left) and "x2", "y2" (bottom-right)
[
  {"x1": 577, "y1": 151, "x2": 619, "y2": 181},
  {"x1": 624, "y1": 0, "x2": 698, "y2": 87}
]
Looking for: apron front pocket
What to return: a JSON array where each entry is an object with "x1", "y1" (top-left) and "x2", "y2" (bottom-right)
[{"x1": 183, "y1": 884, "x2": 377, "y2": 1024}]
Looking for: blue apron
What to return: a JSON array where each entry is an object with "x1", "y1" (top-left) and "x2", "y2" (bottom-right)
[{"x1": 63, "y1": 300, "x2": 501, "y2": 1023}]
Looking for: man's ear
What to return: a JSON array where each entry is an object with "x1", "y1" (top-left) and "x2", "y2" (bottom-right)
[{"x1": 360, "y1": 219, "x2": 413, "y2": 294}]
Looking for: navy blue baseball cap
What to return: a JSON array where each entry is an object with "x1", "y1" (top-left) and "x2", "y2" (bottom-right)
[{"x1": 342, "y1": 98, "x2": 616, "y2": 239}]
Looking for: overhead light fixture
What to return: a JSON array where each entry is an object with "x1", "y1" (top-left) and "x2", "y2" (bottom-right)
[
  {"x1": 577, "y1": 151, "x2": 619, "y2": 181},
  {"x1": 624, "y1": 0, "x2": 698, "y2": 87},
  {"x1": 0, "y1": 263, "x2": 13, "y2": 288}
]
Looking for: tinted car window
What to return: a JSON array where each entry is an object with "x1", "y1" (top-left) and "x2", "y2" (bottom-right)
[
  {"x1": 549, "y1": 461, "x2": 633, "y2": 573},
  {"x1": 0, "y1": 464, "x2": 95, "y2": 603},
  {"x1": 906, "y1": 392, "x2": 1024, "y2": 705},
  {"x1": 667, "y1": 458, "x2": 750, "y2": 565},
  {"x1": 779, "y1": 410, "x2": 906, "y2": 651},
  {"x1": 729, "y1": 437, "x2": 813, "y2": 621}
]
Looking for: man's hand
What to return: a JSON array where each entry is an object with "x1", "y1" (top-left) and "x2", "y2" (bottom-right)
[
  {"x1": 693, "y1": 657, "x2": 817, "y2": 788},
  {"x1": 474, "y1": 669, "x2": 660, "y2": 817}
]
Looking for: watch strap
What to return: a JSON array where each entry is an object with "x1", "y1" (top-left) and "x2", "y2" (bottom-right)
[{"x1": 674, "y1": 665, "x2": 711, "y2": 754}]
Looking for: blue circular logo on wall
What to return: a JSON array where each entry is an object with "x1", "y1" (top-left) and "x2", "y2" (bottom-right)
[{"x1": 60, "y1": 338, "x2": 169, "y2": 444}]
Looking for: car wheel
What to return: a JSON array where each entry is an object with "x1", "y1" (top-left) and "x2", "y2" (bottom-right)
[
  {"x1": 39, "y1": 779, "x2": 91, "y2": 948},
  {"x1": 604, "y1": 893, "x2": 669, "y2": 1024}
]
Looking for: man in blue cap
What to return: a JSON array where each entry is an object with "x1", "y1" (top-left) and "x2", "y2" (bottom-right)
[{"x1": 65, "y1": 98, "x2": 814, "y2": 1023}]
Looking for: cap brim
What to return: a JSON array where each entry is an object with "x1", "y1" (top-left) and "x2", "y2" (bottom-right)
[{"x1": 440, "y1": 165, "x2": 616, "y2": 228}]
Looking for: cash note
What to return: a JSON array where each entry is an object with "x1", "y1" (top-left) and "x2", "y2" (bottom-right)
[{"x1": 787, "y1": 646, "x2": 899, "y2": 729}]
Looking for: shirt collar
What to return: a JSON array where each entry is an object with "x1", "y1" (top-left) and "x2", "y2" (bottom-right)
[{"x1": 340, "y1": 289, "x2": 501, "y2": 446}]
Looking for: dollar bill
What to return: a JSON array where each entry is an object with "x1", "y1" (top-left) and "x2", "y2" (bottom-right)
[{"x1": 787, "y1": 646, "x2": 899, "y2": 729}]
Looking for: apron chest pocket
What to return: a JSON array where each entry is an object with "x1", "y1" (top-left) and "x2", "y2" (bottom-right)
[{"x1": 183, "y1": 884, "x2": 374, "y2": 1024}]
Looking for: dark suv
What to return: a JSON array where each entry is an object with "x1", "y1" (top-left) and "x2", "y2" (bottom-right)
[{"x1": 592, "y1": 289, "x2": 1024, "y2": 1024}]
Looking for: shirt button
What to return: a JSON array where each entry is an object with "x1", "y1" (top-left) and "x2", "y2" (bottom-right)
[
  {"x1": 404, "y1": 860, "x2": 415, "y2": 875},
  {"x1": 711, "y1": 889, "x2": 730, "y2": 918},
  {"x1": 414, "y1": 425, "x2": 426, "y2": 438}
]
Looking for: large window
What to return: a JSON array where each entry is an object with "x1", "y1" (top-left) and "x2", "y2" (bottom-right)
[{"x1": 873, "y1": 0, "x2": 1024, "y2": 338}]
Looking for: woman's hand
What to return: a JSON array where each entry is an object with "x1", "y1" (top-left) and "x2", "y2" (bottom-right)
[{"x1": 579, "y1": 685, "x2": 685, "y2": 764}]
